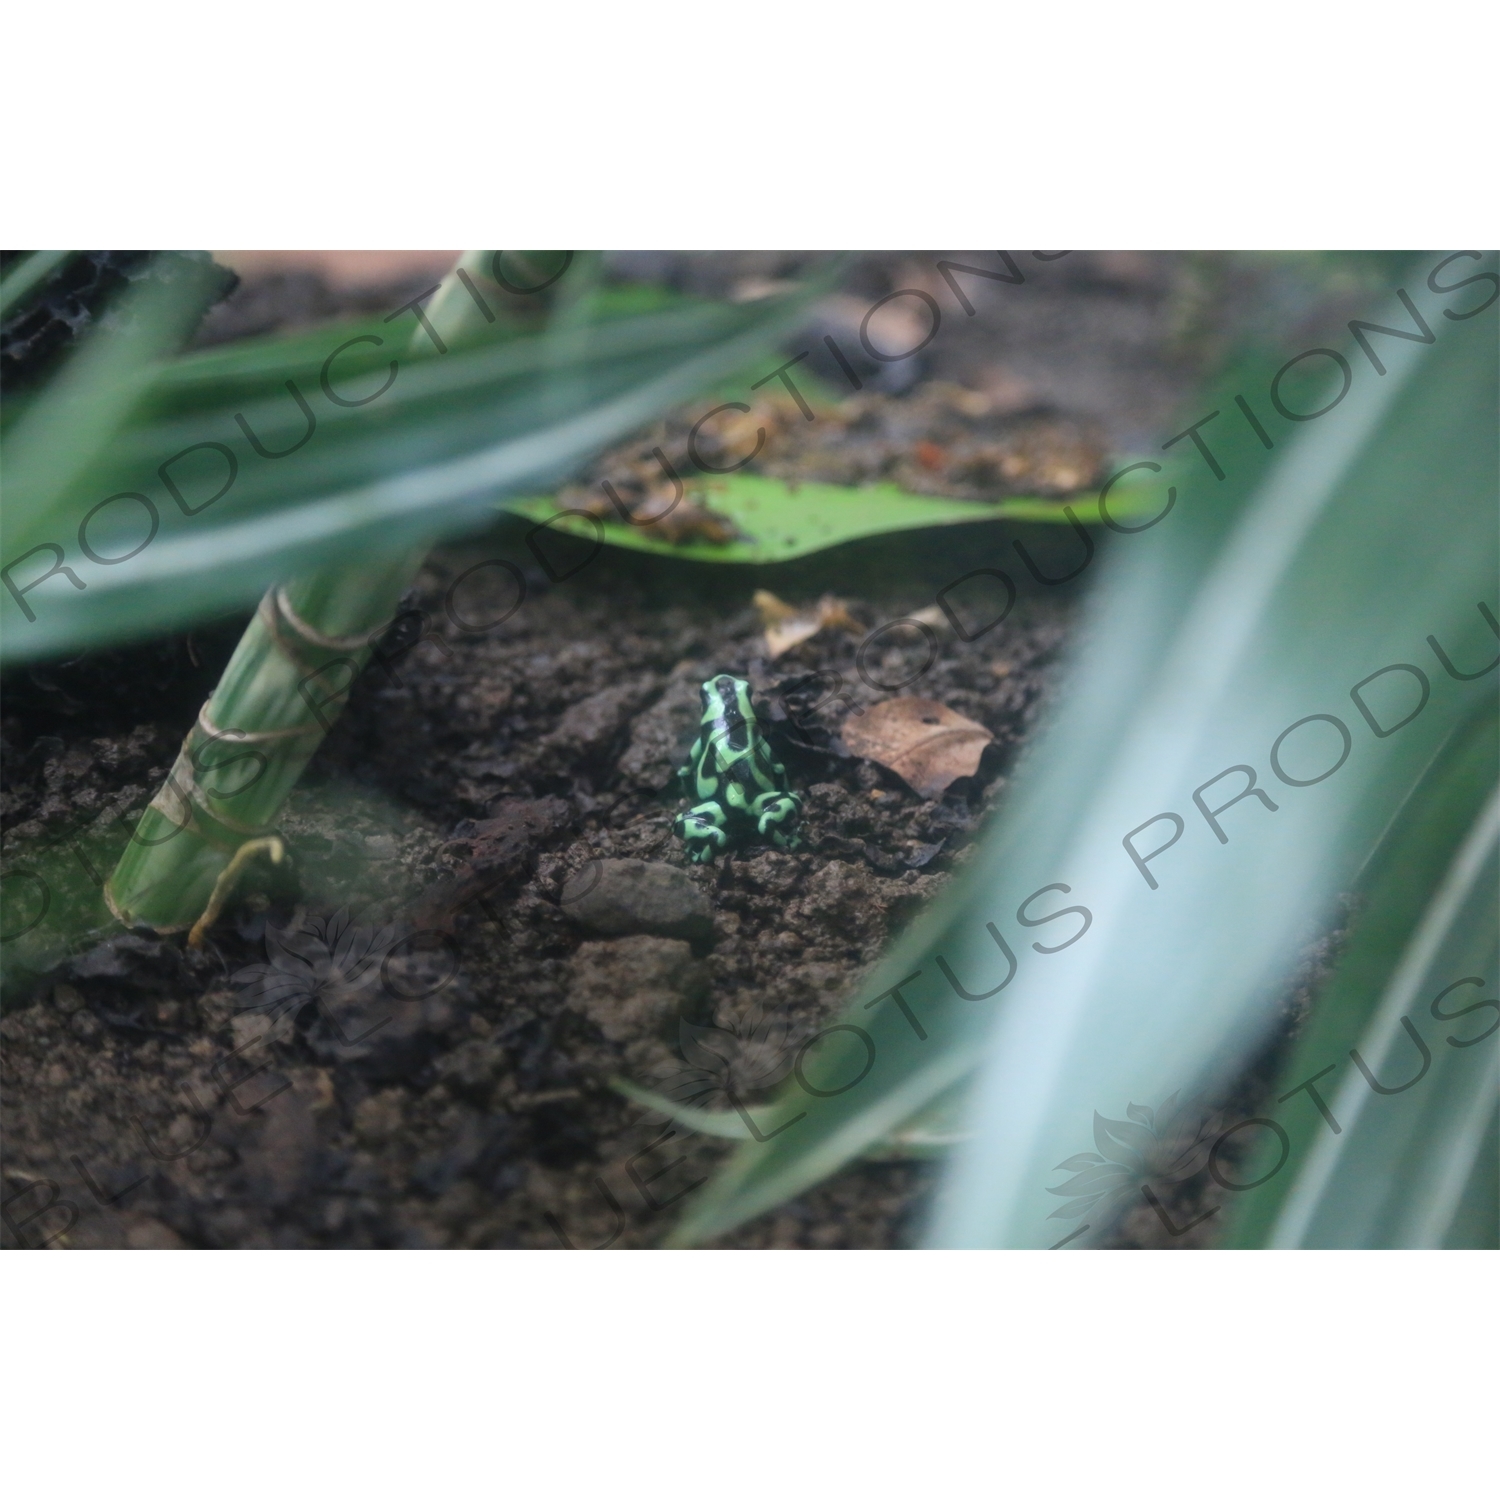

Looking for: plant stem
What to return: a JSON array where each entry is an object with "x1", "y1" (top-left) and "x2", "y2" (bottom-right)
[
  {"x1": 106, "y1": 548, "x2": 422, "y2": 930},
  {"x1": 108, "y1": 252, "x2": 496, "y2": 933}
]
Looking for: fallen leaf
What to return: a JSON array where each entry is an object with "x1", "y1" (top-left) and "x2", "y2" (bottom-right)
[
  {"x1": 906, "y1": 603, "x2": 950, "y2": 632},
  {"x1": 841, "y1": 698, "x2": 994, "y2": 799},
  {"x1": 562, "y1": 481, "x2": 740, "y2": 546},
  {"x1": 753, "y1": 590, "x2": 862, "y2": 659},
  {"x1": 752, "y1": 589, "x2": 800, "y2": 624}
]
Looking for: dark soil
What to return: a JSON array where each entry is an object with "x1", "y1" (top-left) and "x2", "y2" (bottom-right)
[
  {"x1": 1, "y1": 251, "x2": 1375, "y2": 1250},
  {"x1": 1, "y1": 529, "x2": 1075, "y2": 1248}
]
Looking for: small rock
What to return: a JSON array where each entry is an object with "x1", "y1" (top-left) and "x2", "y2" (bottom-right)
[
  {"x1": 122, "y1": 1214, "x2": 187, "y2": 1250},
  {"x1": 51, "y1": 983, "x2": 85, "y2": 1014},
  {"x1": 231, "y1": 1011, "x2": 283, "y2": 1052},
  {"x1": 418, "y1": 796, "x2": 572, "y2": 928},
  {"x1": 353, "y1": 1088, "x2": 407, "y2": 1145},
  {"x1": 310, "y1": 978, "x2": 461, "y2": 1081},
  {"x1": 232, "y1": 1072, "x2": 327, "y2": 1207},
  {"x1": 544, "y1": 674, "x2": 659, "y2": 759},
  {"x1": 567, "y1": 935, "x2": 708, "y2": 1042},
  {"x1": 65, "y1": 933, "x2": 181, "y2": 986},
  {"x1": 561, "y1": 858, "x2": 712, "y2": 944},
  {"x1": 617, "y1": 664, "x2": 704, "y2": 789}
]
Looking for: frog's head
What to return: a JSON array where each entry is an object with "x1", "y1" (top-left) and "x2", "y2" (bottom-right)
[
  {"x1": 701, "y1": 674, "x2": 755, "y2": 750},
  {"x1": 701, "y1": 674, "x2": 752, "y2": 719}
]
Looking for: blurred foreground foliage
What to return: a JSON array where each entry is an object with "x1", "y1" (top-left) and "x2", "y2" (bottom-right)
[
  {"x1": 667, "y1": 255, "x2": 1498, "y2": 1249},
  {"x1": 0, "y1": 253, "x2": 825, "y2": 663}
]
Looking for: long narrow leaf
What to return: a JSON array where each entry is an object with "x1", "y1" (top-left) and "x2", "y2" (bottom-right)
[
  {"x1": 671, "y1": 258, "x2": 1498, "y2": 1248},
  {"x1": 3, "y1": 276, "x2": 828, "y2": 662}
]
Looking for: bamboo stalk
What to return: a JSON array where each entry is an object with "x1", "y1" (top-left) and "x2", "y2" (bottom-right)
[
  {"x1": 107, "y1": 253, "x2": 496, "y2": 933},
  {"x1": 106, "y1": 549, "x2": 423, "y2": 930}
]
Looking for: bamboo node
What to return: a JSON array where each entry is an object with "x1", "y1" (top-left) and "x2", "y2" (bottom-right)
[
  {"x1": 262, "y1": 585, "x2": 381, "y2": 659},
  {"x1": 146, "y1": 739, "x2": 277, "y2": 849},
  {"x1": 196, "y1": 703, "x2": 322, "y2": 745}
]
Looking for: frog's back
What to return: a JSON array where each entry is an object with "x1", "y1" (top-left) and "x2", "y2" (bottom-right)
[{"x1": 674, "y1": 674, "x2": 802, "y2": 861}]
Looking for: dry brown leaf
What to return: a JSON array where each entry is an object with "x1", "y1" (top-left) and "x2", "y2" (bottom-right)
[
  {"x1": 752, "y1": 589, "x2": 799, "y2": 624},
  {"x1": 906, "y1": 604, "x2": 949, "y2": 632},
  {"x1": 841, "y1": 698, "x2": 994, "y2": 800},
  {"x1": 562, "y1": 484, "x2": 739, "y2": 545},
  {"x1": 764, "y1": 617, "x2": 823, "y2": 658},
  {"x1": 754, "y1": 590, "x2": 862, "y2": 659}
]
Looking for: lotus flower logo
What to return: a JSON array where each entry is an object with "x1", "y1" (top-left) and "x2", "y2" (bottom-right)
[
  {"x1": 232, "y1": 909, "x2": 406, "y2": 1025},
  {"x1": 1047, "y1": 1093, "x2": 1228, "y2": 1223},
  {"x1": 662, "y1": 1003, "x2": 800, "y2": 1111}
]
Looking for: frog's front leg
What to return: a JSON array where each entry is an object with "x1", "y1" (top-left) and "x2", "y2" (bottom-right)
[
  {"x1": 676, "y1": 735, "x2": 705, "y2": 796},
  {"x1": 674, "y1": 800, "x2": 729, "y2": 863},
  {"x1": 751, "y1": 789, "x2": 802, "y2": 850}
]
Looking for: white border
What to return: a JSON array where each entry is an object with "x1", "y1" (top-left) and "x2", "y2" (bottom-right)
[
  {"x1": 3, "y1": 1251, "x2": 1494, "y2": 1494},
  {"x1": 8, "y1": 3, "x2": 1496, "y2": 247}
]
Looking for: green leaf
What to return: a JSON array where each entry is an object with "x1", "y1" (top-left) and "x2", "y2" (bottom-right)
[
  {"x1": 610, "y1": 1078, "x2": 761, "y2": 1140},
  {"x1": 610, "y1": 1075, "x2": 972, "y2": 1156},
  {"x1": 1225, "y1": 705, "x2": 1498, "y2": 1248},
  {"x1": 497, "y1": 472, "x2": 1128, "y2": 565}
]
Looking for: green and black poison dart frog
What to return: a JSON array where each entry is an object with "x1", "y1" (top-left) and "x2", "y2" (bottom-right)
[{"x1": 673, "y1": 675, "x2": 802, "y2": 863}]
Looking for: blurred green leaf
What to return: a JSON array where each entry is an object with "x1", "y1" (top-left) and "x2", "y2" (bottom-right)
[
  {"x1": 1227, "y1": 706, "x2": 1498, "y2": 1247},
  {"x1": 4, "y1": 260, "x2": 229, "y2": 560},
  {"x1": 610, "y1": 1078, "x2": 763, "y2": 1140},
  {"x1": 670, "y1": 259, "x2": 1498, "y2": 1249},
  {"x1": 0, "y1": 250, "x2": 74, "y2": 319},
  {"x1": 2, "y1": 274, "x2": 826, "y2": 663}
]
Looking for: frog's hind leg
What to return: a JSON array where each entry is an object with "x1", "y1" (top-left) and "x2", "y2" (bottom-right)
[
  {"x1": 752, "y1": 790, "x2": 802, "y2": 850},
  {"x1": 674, "y1": 801, "x2": 729, "y2": 864}
]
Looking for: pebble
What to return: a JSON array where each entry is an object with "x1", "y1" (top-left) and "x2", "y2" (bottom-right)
[
  {"x1": 543, "y1": 675, "x2": 659, "y2": 758},
  {"x1": 616, "y1": 664, "x2": 704, "y2": 789},
  {"x1": 560, "y1": 858, "x2": 712, "y2": 944},
  {"x1": 567, "y1": 935, "x2": 709, "y2": 1042}
]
